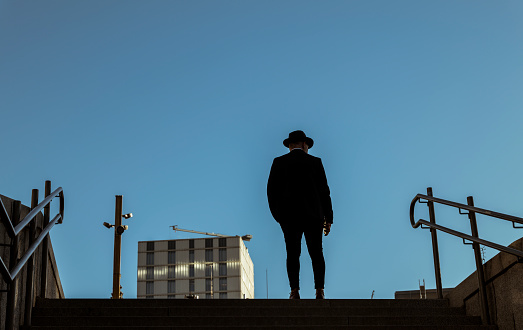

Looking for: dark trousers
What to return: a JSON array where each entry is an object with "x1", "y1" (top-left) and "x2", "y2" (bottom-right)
[{"x1": 280, "y1": 222, "x2": 325, "y2": 290}]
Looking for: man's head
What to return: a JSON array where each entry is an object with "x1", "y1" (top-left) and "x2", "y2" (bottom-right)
[
  {"x1": 288, "y1": 141, "x2": 309, "y2": 153},
  {"x1": 283, "y1": 130, "x2": 314, "y2": 153}
]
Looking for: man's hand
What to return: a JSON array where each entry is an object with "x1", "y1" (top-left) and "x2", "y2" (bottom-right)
[{"x1": 323, "y1": 222, "x2": 332, "y2": 236}]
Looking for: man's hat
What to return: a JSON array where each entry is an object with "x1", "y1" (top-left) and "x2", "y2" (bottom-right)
[{"x1": 283, "y1": 130, "x2": 314, "y2": 148}]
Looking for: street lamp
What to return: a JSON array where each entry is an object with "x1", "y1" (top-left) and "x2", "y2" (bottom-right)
[{"x1": 103, "y1": 195, "x2": 132, "y2": 299}]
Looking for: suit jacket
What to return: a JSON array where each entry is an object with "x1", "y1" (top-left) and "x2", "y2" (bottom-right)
[{"x1": 267, "y1": 149, "x2": 333, "y2": 226}]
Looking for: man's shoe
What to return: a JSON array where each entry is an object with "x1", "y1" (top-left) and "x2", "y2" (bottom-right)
[
  {"x1": 316, "y1": 288, "x2": 325, "y2": 299},
  {"x1": 289, "y1": 288, "x2": 300, "y2": 299}
]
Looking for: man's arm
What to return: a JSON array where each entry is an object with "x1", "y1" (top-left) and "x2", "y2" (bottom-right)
[
  {"x1": 267, "y1": 159, "x2": 282, "y2": 222},
  {"x1": 317, "y1": 158, "x2": 333, "y2": 223}
]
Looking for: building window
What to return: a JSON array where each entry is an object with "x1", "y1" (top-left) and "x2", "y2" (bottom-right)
[
  {"x1": 206, "y1": 278, "x2": 212, "y2": 291},
  {"x1": 168, "y1": 280, "x2": 176, "y2": 293},
  {"x1": 219, "y1": 248, "x2": 227, "y2": 261},
  {"x1": 205, "y1": 264, "x2": 213, "y2": 277},
  {"x1": 205, "y1": 249, "x2": 213, "y2": 262},
  {"x1": 219, "y1": 238, "x2": 227, "y2": 247},
  {"x1": 168, "y1": 251, "x2": 176, "y2": 264},
  {"x1": 146, "y1": 252, "x2": 154, "y2": 265},
  {"x1": 189, "y1": 239, "x2": 194, "y2": 249},
  {"x1": 146, "y1": 267, "x2": 154, "y2": 280},
  {"x1": 219, "y1": 278, "x2": 227, "y2": 291},
  {"x1": 147, "y1": 241, "x2": 155, "y2": 251},
  {"x1": 146, "y1": 295, "x2": 154, "y2": 299},
  {"x1": 189, "y1": 250, "x2": 194, "y2": 263},
  {"x1": 168, "y1": 295, "x2": 176, "y2": 299},
  {"x1": 205, "y1": 239, "x2": 213, "y2": 248},
  {"x1": 168, "y1": 266, "x2": 175, "y2": 279},
  {"x1": 219, "y1": 292, "x2": 227, "y2": 299},
  {"x1": 146, "y1": 281, "x2": 154, "y2": 295},
  {"x1": 168, "y1": 240, "x2": 176, "y2": 250},
  {"x1": 189, "y1": 279, "x2": 195, "y2": 292},
  {"x1": 219, "y1": 263, "x2": 227, "y2": 276},
  {"x1": 206, "y1": 293, "x2": 212, "y2": 299},
  {"x1": 189, "y1": 265, "x2": 195, "y2": 277}
]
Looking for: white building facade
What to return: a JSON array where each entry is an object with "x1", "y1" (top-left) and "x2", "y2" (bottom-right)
[{"x1": 137, "y1": 236, "x2": 254, "y2": 299}]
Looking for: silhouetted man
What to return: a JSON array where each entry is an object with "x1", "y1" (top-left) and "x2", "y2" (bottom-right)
[{"x1": 267, "y1": 130, "x2": 333, "y2": 299}]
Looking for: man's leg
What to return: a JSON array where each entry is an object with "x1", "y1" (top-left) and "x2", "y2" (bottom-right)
[
  {"x1": 281, "y1": 224, "x2": 303, "y2": 290},
  {"x1": 304, "y1": 224, "x2": 325, "y2": 290}
]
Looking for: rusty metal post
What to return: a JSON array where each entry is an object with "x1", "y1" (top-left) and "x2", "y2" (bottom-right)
[
  {"x1": 5, "y1": 201, "x2": 21, "y2": 330},
  {"x1": 427, "y1": 187, "x2": 443, "y2": 299},
  {"x1": 111, "y1": 195, "x2": 123, "y2": 299},
  {"x1": 467, "y1": 196, "x2": 490, "y2": 325},
  {"x1": 24, "y1": 189, "x2": 38, "y2": 327},
  {"x1": 40, "y1": 181, "x2": 51, "y2": 299}
]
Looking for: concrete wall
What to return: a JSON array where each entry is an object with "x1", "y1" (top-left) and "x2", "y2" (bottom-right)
[
  {"x1": 0, "y1": 194, "x2": 64, "y2": 330},
  {"x1": 446, "y1": 237, "x2": 523, "y2": 330}
]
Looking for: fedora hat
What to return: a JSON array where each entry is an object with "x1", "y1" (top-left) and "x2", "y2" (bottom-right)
[{"x1": 283, "y1": 130, "x2": 314, "y2": 148}]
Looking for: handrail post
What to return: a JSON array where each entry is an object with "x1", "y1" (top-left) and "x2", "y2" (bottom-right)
[
  {"x1": 5, "y1": 201, "x2": 21, "y2": 330},
  {"x1": 427, "y1": 187, "x2": 443, "y2": 299},
  {"x1": 24, "y1": 189, "x2": 38, "y2": 327},
  {"x1": 467, "y1": 196, "x2": 490, "y2": 325},
  {"x1": 40, "y1": 181, "x2": 51, "y2": 299}
]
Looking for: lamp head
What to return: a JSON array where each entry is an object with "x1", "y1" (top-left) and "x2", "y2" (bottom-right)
[{"x1": 122, "y1": 213, "x2": 133, "y2": 219}]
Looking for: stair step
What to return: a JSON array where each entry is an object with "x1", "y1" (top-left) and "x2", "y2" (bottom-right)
[
  {"x1": 30, "y1": 326, "x2": 498, "y2": 330},
  {"x1": 32, "y1": 306, "x2": 466, "y2": 317},
  {"x1": 32, "y1": 315, "x2": 482, "y2": 327},
  {"x1": 35, "y1": 298, "x2": 450, "y2": 308},
  {"x1": 31, "y1": 299, "x2": 495, "y2": 329}
]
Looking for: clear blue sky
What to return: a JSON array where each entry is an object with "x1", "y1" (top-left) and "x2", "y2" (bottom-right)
[{"x1": 1, "y1": 1, "x2": 522, "y2": 299}]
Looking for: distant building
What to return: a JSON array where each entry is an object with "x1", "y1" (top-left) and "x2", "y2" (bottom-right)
[
  {"x1": 395, "y1": 288, "x2": 453, "y2": 299},
  {"x1": 137, "y1": 236, "x2": 254, "y2": 299}
]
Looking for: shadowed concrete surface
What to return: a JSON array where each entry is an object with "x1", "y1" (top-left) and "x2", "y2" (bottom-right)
[
  {"x1": 0, "y1": 194, "x2": 64, "y2": 330},
  {"x1": 31, "y1": 298, "x2": 496, "y2": 329},
  {"x1": 446, "y1": 237, "x2": 523, "y2": 330}
]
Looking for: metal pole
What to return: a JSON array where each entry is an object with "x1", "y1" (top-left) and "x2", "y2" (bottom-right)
[
  {"x1": 40, "y1": 180, "x2": 51, "y2": 299},
  {"x1": 467, "y1": 196, "x2": 490, "y2": 325},
  {"x1": 427, "y1": 187, "x2": 443, "y2": 299},
  {"x1": 266, "y1": 268, "x2": 268, "y2": 299},
  {"x1": 24, "y1": 189, "x2": 38, "y2": 327},
  {"x1": 111, "y1": 195, "x2": 123, "y2": 299},
  {"x1": 5, "y1": 201, "x2": 21, "y2": 330}
]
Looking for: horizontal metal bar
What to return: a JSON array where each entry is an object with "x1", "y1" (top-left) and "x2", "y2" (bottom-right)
[
  {"x1": 0, "y1": 197, "x2": 15, "y2": 237},
  {"x1": 416, "y1": 219, "x2": 523, "y2": 258},
  {"x1": 13, "y1": 187, "x2": 62, "y2": 237},
  {"x1": 7, "y1": 214, "x2": 62, "y2": 282},
  {"x1": 411, "y1": 194, "x2": 523, "y2": 226},
  {"x1": 0, "y1": 256, "x2": 10, "y2": 283}
]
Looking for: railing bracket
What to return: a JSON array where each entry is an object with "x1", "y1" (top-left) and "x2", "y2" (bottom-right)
[
  {"x1": 418, "y1": 199, "x2": 428, "y2": 204},
  {"x1": 462, "y1": 238, "x2": 473, "y2": 245},
  {"x1": 512, "y1": 222, "x2": 523, "y2": 229},
  {"x1": 459, "y1": 208, "x2": 469, "y2": 215}
]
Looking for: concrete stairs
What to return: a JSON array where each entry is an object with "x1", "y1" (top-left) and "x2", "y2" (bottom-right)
[{"x1": 31, "y1": 298, "x2": 497, "y2": 329}]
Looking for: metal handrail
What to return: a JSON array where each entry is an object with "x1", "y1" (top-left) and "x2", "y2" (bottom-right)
[
  {"x1": 410, "y1": 188, "x2": 523, "y2": 326},
  {"x1": 410, "y1": 193, "x2": 523, "y2": 228},
  {"x1": 0, "y1": 187, "x2": 64, "y2": 282},
  {"x1": 411, "y1": 219, "x2": 523, "y2": 259},
  {"x1": 0, "y1": 213, "x2": 62, "y2": 282}
]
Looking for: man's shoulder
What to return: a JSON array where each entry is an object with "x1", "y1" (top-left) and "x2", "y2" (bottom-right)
[{"x1": 274, "y1": 151, "x2": 322, "y2": 162}]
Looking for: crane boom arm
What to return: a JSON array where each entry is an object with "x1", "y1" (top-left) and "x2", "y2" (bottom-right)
[{"x1": 170, "y1": 226, "x2": 228, "y2": 237}]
